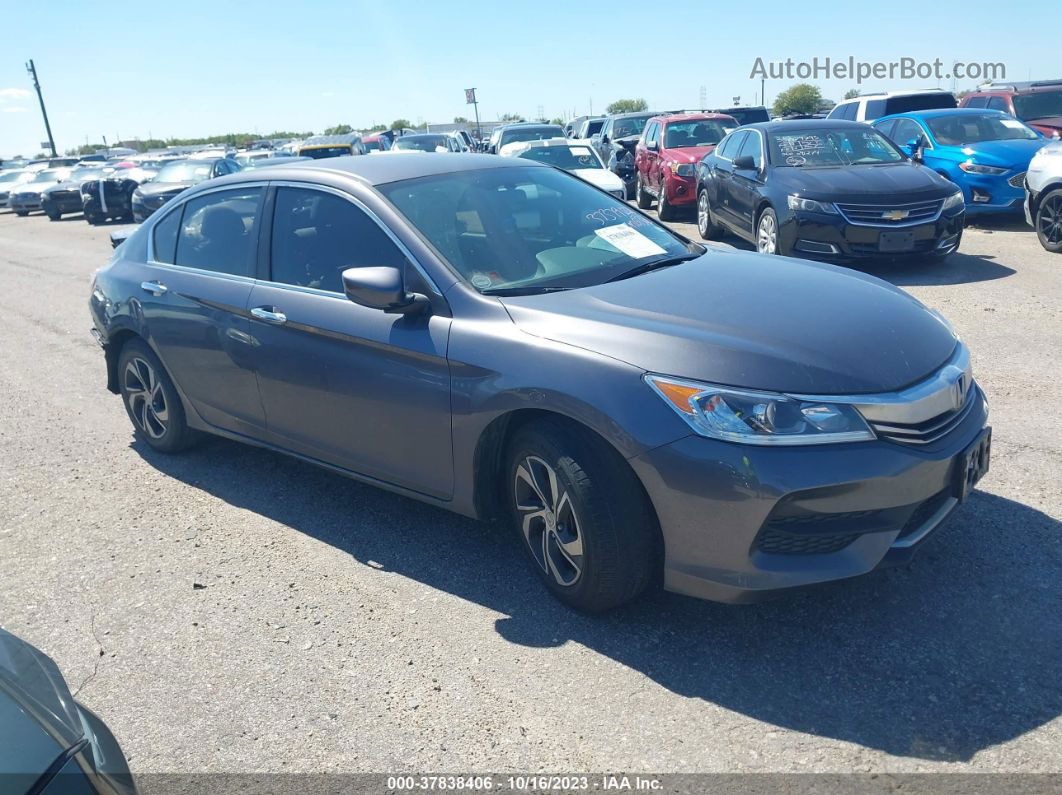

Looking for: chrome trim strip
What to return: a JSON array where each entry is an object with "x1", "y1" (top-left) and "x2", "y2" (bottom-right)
[
  {"x1": 834, "y1": 199, "x2": 944, "y2": 228},
  {"x1": 891, "y1": 497, "x2": 957, "y2": 548}
]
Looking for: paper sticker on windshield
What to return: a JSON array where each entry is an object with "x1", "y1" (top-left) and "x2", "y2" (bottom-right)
[
  {"x1": 570, "y1": 147, "x2": 593, "y2": 157},
  {"x1": 194, "y1": 167, "x2": 210, "y2": 176},
  {"x1": 594, "y1": 224, "x2": 667, "y2": 258},
  {"x1": 1001, "y1": 119, "x2": 1026, "y2": 129}
]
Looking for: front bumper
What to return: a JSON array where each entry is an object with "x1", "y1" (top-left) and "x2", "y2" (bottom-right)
[
  {"x1": 629, "y1": 388, "x2": 989, "y2": 603},
  {"x1": 663, "y1": 174, "x2": 697, "y2": 206},
  {"x1": 42, "y1": 191, "x2": 84, "y2": 215},
  {"x1": 781, "y1": 209, "x2": 965, "y2": 261},
  {"x1": 9, "y1": 194, "x2": 43, "y2": 212},
  {"x1": 956, "y1": 173, "x2": 1026, "y2": 215}
]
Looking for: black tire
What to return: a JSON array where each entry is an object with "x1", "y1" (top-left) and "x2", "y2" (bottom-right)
[
  {"x1": 1035, "y1": 188, "x2": 1062, "y2": 253},
  {"x1": 657, "y1": 180, "x2": 678, "y2": 221},
  {"x1": 756, "y1": 206, "x2": 781, "y2": 255},
  {"x1": 47, "y1": 212, "x2": 61, "y2": 222},
  {"x1": 117, "y1": 339, "x2": 198, "y2": 453},
  {"x1": 85, "y1": 212, "x2": 101, "y2": 225},
  {"x1": 15, "y1": 210, "x2": 28, "y2": 217},
  {"x1": 505, "y1": 419, "x2": 658, "y2": 612},
  {"x1": 696, "y1": 189, "x2": 719, "y2": 240},
  {"x1": 635, "y1": 174, "x2": 652, "y2": 209}
]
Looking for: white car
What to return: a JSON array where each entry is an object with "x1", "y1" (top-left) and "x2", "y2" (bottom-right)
[
  {"x1": 0, "y1": 169, "x2": 35, "y2": 209},
  {"x1": 1025, "y1": 140, "x2": 1062, "y2": 252},
  {"x1": 498, "y1": 138, "x2": 627, "y2": 199},
  {"x1": 827, "y1": 89, "x2": 956, "y2": 122}
]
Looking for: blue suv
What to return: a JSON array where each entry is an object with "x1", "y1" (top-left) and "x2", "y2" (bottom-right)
[{"x1": 874, "y1": 108, "x2": 1047, "y2": 215}]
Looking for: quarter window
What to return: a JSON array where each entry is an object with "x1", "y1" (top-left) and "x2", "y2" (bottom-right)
[
  {"x1": 152, "y1": 207, "x2": 182, "y2": 264},
  {"x1": 174, "y1": 188, "x2": 262, "y2": 276},
  {"x1": 269, "y1": 187, "x2": 408, "y2": 294}
]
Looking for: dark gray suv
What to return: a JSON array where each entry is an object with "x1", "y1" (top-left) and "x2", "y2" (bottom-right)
[{"x1": 89, "y1": 153, "x2": 990, "y2": 612}]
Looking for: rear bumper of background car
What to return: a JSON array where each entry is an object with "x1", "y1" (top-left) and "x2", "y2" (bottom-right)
[{"x1": 628, "y1": 388, "x2": 989, "y2": 604}]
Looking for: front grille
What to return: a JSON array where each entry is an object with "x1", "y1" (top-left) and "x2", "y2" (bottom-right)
[
  {"x1": 835, "y1": 199, "x2": 943, "y2": 226},
  {"x1": 868, "y1": 386, "x2": 977, "y2": 445},
  {"x1": 896, "y1": 490, "x2": 951, "y2": 540},
  {"x1": 756, "y1": 528, "x2": 860, "y2": 555},
  {"x1": 1008, "y1": 171, "x2": 1026, "y2": 189}
]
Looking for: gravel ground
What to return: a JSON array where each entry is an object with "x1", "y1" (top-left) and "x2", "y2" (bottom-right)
[{"x1": 0, "y1": 206, "x2": 1059, "y2": 777}]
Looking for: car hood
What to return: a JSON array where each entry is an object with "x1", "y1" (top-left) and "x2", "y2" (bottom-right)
[
  {"x1": 572, "y1": 168, "x2": 626, "y2": 193},
  {"x1": 666, "y1": 145, "x2": 717, "y2": 163},
  {"x1": 776, "y1": 162, "x2": 954, "y2": 202},
  {"x1": 1026, "y1": 116, "x2": 1062, "y2": 134},
  {"x1": 14, "y1": 182, "x2": 54, "y2": 195},
  {"x1": 945, "y1": 138, "x2": 1048, "y2": 167},
  {"x1": 499, "y1": 250, "x2": 957, "y2": 394}
]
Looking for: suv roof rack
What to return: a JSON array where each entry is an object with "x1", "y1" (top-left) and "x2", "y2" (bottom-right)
[{"x1": 977, "y1": 79, "x2": 1062, "y2": 91}]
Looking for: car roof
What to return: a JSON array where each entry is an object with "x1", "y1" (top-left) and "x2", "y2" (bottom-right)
[
  {"x1": 877, "y1": 107, "x2": 1011, "y2": 121},
  {"x1": 219, "y1": 152, "x2": 544, "y2": 187},
  {"x1": 607, "y1": 111, "x2": 658, "y2": 119},
  {"x1": 650, "y1": 112, "x2": 736, "y2": 124},
  {"x1": 741, "y1": 119, "x2": 874, "y2": 133},
  {"x1": 842, "y1": 89, "x2": 955, "y2": 100}
]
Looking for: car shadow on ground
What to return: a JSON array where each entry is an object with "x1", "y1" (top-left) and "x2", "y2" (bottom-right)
[{"x1": 134, "y1": 435, "x2": 1061, "y2": 762}]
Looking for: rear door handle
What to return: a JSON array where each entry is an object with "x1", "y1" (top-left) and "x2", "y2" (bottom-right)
[
  {"x1": 250, "y1": 306, "x2": 287, "y2": 325},
  {"x1": 140, "y1": 281, "x2": 167, "y2": 296}
]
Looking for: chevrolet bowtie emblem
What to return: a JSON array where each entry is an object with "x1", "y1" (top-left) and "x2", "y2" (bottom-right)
[{"x1": 883, "y1": 209, "x2": 910, "y2": 221}]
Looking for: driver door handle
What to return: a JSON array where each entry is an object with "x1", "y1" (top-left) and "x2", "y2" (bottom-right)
[
  {"x1": 140, "y1": 281, "x2": 167, "y2": 296},
  {"x1": 250, "y1": 306, "x2": 287, "y2": 325}
]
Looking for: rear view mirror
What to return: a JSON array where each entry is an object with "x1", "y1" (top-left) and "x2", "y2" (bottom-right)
[{"x1": 342, "y1": 266, "x2": 428, "y2": 315}]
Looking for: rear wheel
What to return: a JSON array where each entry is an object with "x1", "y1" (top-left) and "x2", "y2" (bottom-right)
[
  {"x1": 117, "y1": 340, "x2": 197, "y2": 453},
  {"x1": 85, "y1": 212, "x2": 101, "y2": 225},
  {"x1": 47, "y1": 212, "x2": 61, "y2": 221},
  {"x1": 635, "y1": 174, "x2": 652, "y2": 209},
  {"x1": 14, "y1": 210, "x2": 28, "y2": 217},
  {"x1": 657, "y1": 180, "x2": 678, "y2": 221},
  {"x1": 505, "y1": 419, "x2": 657, "y2": 612},
  {"x1": 1035, "y1": 189, "x2": 1062, "y2": 253},
  {"x1": 696, "y1": 189, "x2": 719, "y2": 240}
]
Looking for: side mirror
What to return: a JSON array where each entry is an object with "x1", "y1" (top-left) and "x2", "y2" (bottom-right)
[
  {"x1": 342, "y1": 266, "x2": 428, "y2": 315},
  {"x1": 645, "y1": 139, "x2": 658, "y2": 152},
  {"x1": 732, "y1": 154, "x2": 756, "y2": 170},
  {"x1": 904, "y1": 135, "x2": 927, "y2": 162}
]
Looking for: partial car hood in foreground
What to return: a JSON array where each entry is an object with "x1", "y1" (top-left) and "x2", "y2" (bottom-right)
[{"x1": 499, "y1": 250, "x2": 957, "y2": 395}]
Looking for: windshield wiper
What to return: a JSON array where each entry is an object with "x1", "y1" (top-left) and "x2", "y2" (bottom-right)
[
  {"x1": 605, "y1": 253, "x2": 700, "y2": 283},
  {"x1": 480, "y1": 285, "x2": 573, "y2": 296}
]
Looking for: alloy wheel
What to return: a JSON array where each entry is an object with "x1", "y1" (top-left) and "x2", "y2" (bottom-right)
[
  {"x1": 124, "y1": 357, "x2": 169, "y2": 439},
  {"x1": 697, "y1": 192, "x2": 710, "y2": 236},
  {"x1": 757, "y1": 212, "x2": 777, "y2": 254},
  {"x1": 514, "y1": 455, "x2": 584, "y2": 587},
  {"x1": 1039, "y1": 195, "x2": 1062, "y2": 246}
]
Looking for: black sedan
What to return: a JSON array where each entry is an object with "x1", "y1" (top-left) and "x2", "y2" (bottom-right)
[
  {"x1": 694, "y1": 120, "x2": 966, "y2": 262},
  {"x1": 40, "y1": 165, "x2": 112, "y2": 220},
  {"x1": 0, "y1": 627, "x2": 136, "y2": 794},
  {"x1": 130, "y1": 158, "x2": 242, "y2": 222}
]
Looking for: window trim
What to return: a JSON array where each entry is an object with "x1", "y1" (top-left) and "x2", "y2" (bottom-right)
[
  {"x1": 716, "y1": 130, "x2": 748, "y2": 162},
  {"x1": 736, "y1": 128, "x2": 766, "y2": 171},
  {"x1": 147, "y1": 181, "x2": 270, "y2": 284},
  {"x1": 261, "y1": 181, "x2": 443, "y2": 300}
]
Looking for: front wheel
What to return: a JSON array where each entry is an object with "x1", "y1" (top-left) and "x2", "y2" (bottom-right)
[
  {"x1": 657, "y1": 180, "x2": 678, "y2": 222},
  {"x1": 14, "y1": 210, "x2": 28, "y2": 217},
  {"x1": 756, "y1": 207, "x2": 780, "y2": 255},
  {"x1": 506, "y1": 420, "x2": 658, "y2": 612},
  {"x1": 117, "y1": 340, "x2": 198, "y2": 453},
  {"x1": 696, "y1": 189, "x2": 719, "y2": 240},
  {"x1": 47, "y1": 212, "x2": 61, "y2": 222},
  {"x1": 635, "y1": 174, "x2": 652, "y2": 209},
  {"x1": 1035, "y1": 189, "x2": 1062, "y2": 253}
]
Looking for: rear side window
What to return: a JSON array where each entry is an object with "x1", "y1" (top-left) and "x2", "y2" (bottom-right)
[
  {"x1": 863, "y1": 99, "x2": 886, "y2": 120},
  {"x1": 152, "y1": 207, "x2": 182, "y2": 264},
  {"x1": 269, "y1": 187, "x2": 408, "y2": 294},
  {"x1": 174, "y1": 188, "x2": 263, "y2": 276},
  {"x1": 964, "y1": 95, "x2": 987, "y2": 109},
  {"x1": 885, "y1": 94, "x2": 957, "y2": 115}
]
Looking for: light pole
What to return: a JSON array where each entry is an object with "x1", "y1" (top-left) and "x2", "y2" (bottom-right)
[{"x1": 25, "y1": 59, "x2": 57, "y2": 157}]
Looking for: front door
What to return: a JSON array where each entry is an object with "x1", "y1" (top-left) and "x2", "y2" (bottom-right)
[{"x1": 246, "y1": 185, "x2": 454, "y2": 499}]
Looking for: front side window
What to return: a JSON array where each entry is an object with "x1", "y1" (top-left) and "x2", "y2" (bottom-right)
[
  {"x1": 737, "y1": 132, "x2": 763, "y2": 169},
  {"x1": 769, "y1": 128, "x2": 904, "y2": 167},
  {"x1": 926, "y1": 112, "x2": 1040, "y2": 144},
  {"x1": 270, "y1": 187, "x2": 407, "y2": 293},
  {"x1": 1013, "y1": 91, "x2": 1062, "y2": 121},
  {"x1": 174, "y1": 188, "x2": 262, "y2": 276},
  {"x1": 378, "y1": 165, "x2": 692, "y2": 295},
  {"x1": 891, "y1": 119, "x2": 925, "y2": 147},
  {"x1": 717, "y1": 131, "x2": 747, "y2": 160},
  {"x1": 644, "y1": 123, "x2": 658, "y2": 146},
  {"x1": 665, "y1": 119, "x2": 737, "y2": 148}
]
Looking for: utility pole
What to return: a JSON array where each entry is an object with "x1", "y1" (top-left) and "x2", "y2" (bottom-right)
[
  {"x1": 761, "y1": 77, "x2": 766, "y2": 108},
  {"x1": 25, "y1": 60, "x2": 57, "y2": 157},
  {"x1": 465, "y1": 88, "x2": 482, "y2": 143}
]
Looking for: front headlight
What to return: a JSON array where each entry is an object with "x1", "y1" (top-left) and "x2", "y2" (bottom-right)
[
  {"x1": 645, "y1": 375, "x2": 875, "y2": 445},
  {"x1": 958, "y1": 162, "x2": 1007, "y2": 175},
  {"x1": 942, "y1": 190, "x2": 965, "y2": 212},
  {"x1": 787, "y1": 195, "x2": 838, "y2": 214},
  {"x1": 669, "y1": 162, "x2": 695, "y2": 177}
]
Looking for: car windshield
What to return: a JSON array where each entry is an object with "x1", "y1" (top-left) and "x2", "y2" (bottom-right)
[
  {"x1": 31, "y1": 168, "x2": 67, "y2": 183},
  {"x1": 720, "y1": 108, "x2": 771, "y2": 125},
  {"x1": 0, "y1": 171, "x2": 26, "y2": 183},
  {"x1": 1013, "y1": 91, "x2": 1062, "y2": 121},
  {"x1": 378, "y1": 165, "x2": 692, "y2": 294},
  {"x1": 154, "y1": 161, "x2": 213, "y2": 183},
  {"x1": 665, "y1": 119, "x2": 737, "y2": 148},
  {"x1": 612, "y1": 115, "x2": 653, "y2": 138},
  {"x1": 500, "y1": 127, "x2": 565, "y2": 146},
  {"x1": 69, "y1": 167, "x2": 105, "y2": 181},
  {"x1": 364, "y1": 139, "x2": 387, "y2": 151},
  {"x1": 395, "y1": 136, "x2": 448, "y2": 151},
  {"x1": 300, "y1": 145, "x2": 352, "y2": 159},
  {"x1": 927, "y1": 113, "x2": 1040, "y2": 144},
  {"x1": 516, "y1": 145, "x2": 602, "y2": 170},
  {"x1": 769, "y1": 128, "x2": 904, "y2": 166}
]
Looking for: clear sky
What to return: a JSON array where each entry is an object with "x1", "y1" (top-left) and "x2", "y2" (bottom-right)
[{"x1": 1, "y1": 0, "x2": 1057, "y2": 158}]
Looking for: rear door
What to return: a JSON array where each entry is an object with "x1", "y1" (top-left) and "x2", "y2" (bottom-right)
[
  {"x1": 138, "y1": 187, "x2": 266, "y2": 434},
  {"x1": 245, "y1": 184, "x2": 454, "y2": 498}
]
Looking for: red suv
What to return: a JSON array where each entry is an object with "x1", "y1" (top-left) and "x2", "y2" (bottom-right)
[
  {"x1": 959, "y1": 80, "x2": 1062, "y2": 138},
  {"x1": 634, "y1": 112, "x2": 738, "y2": 220}
]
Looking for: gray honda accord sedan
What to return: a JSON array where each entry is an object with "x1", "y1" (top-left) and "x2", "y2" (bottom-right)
[{"x1": 89, "y1": 153, "x2": 990, "y2": 612}]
